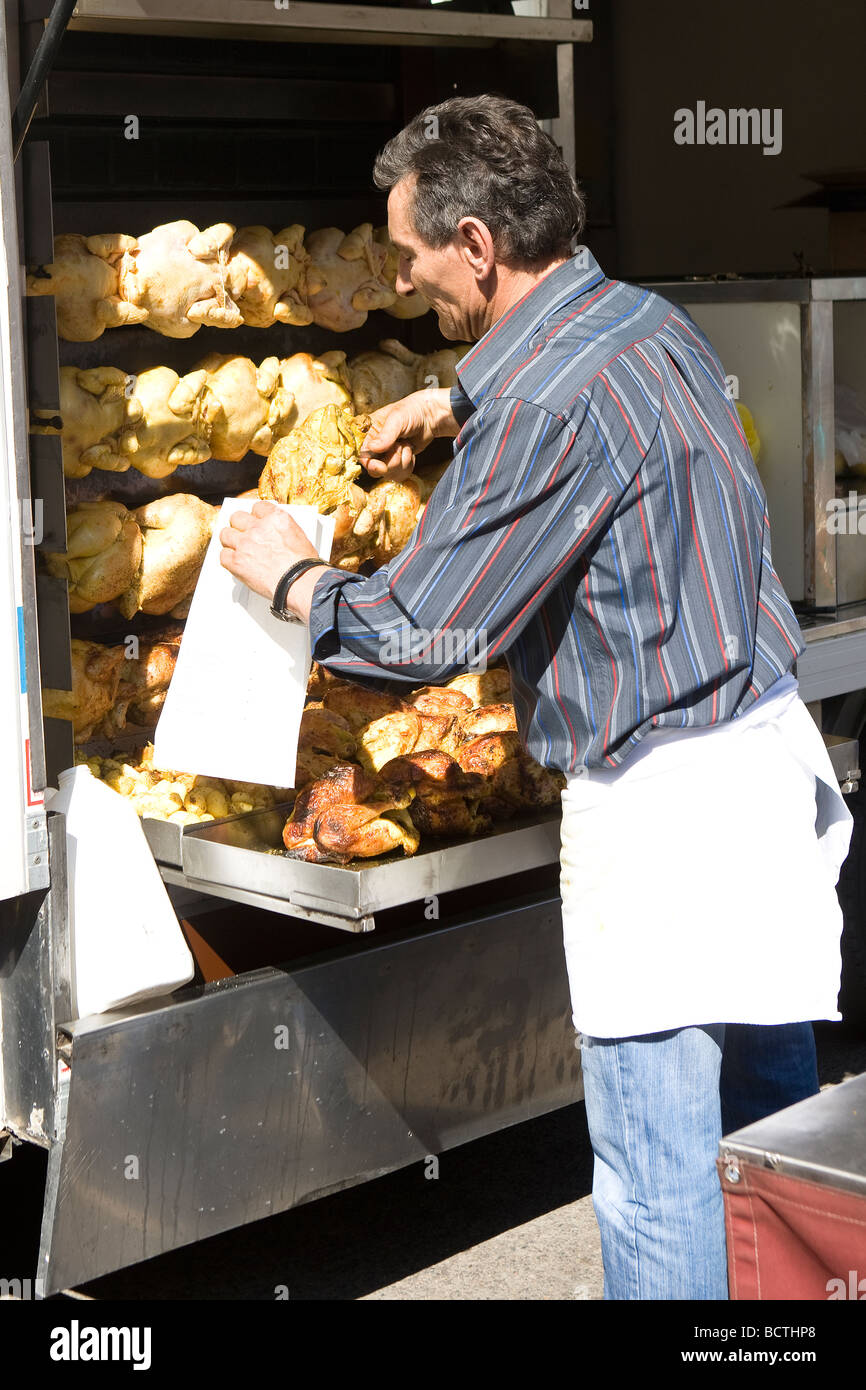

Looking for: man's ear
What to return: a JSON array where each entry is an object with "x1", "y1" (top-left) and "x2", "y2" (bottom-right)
[{"x1": 456, "y1": 217, "x2": 496, "y2": 278}]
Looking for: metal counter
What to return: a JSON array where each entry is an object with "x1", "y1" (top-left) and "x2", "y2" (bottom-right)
[{"x1": 38, "y1": 882, "x2": 580, "y2": 1296}]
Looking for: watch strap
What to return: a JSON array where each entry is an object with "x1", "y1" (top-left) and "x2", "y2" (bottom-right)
[{"x1": 270, "y1": 557, "x2": 324, "y2": 622}]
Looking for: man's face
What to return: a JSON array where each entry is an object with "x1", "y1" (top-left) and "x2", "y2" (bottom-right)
[{"x1": 387, "y1": 177, "x2": 481, "y2": 341}]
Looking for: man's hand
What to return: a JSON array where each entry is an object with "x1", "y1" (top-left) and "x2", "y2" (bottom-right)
[
  {"x1": 220, "y1": 501, "x2": 320, "y2": 601},
  {"x1": 360, "y1": 386, "x2": 460, "y2": 481}
]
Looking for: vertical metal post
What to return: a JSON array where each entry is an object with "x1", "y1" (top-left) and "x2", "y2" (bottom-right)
[
  {"x1": 802, "y1": 299, "x2": 837, "y2": 610},
  {"x1": 548, "y1": 0, "x2": 576, "y2": 175}
]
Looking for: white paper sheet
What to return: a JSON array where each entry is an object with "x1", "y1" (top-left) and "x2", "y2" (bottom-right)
[{"x1": 152, "y1": 499, "x2": 335, "y2": 787}]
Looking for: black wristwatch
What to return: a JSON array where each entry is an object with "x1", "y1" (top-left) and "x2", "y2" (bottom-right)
[{"x1": 270, "y1": 558, "x2": 325, "y2": 622}]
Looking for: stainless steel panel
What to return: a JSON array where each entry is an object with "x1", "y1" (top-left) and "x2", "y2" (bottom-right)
[
  {"x1": 180, "y1": 804, "x2": 562, "y2": 929},
  {"x1": 641, "y1": 278, "x2": 812, "y2": 306},
  {"x1": 676, "y1": 299, "x2": 806, "y2": 605},
  {"x1": 800, "y1": 605, "x2": 866, "y2": 641},
  {"x1": 796, "y1": 625, "x2": 866, "y2": 703},
  {"x1": 38, "y1": 890, "x2": 581, "y2": 1294},
  {"x1": 160, "y1": 865, "x2": 378, "y2": 931},
  {"x1": 720, "y1": 1071, "x2": 866, "y2": 1198},
  {"x1": 0, "y1": 814, "x2": 71, "y2": 1143},
  {"x1": 812, "y1": 277, "x2": 866, "y2": 302},
  {"x1": 822, "y1": 734, "x2": 860, "y2": 787},
  {"x1": 836, "y1": 524, "x2": 866, "y2": 606}
]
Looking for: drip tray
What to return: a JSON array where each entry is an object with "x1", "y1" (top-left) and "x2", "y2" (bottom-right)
[{"x1": 154, "y1": 801, "x2": 562, "y2": 931}]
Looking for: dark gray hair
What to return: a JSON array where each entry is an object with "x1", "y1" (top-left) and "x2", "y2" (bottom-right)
[{"x1": 373, "y1": 94, "x2": 585, "y2": 265}]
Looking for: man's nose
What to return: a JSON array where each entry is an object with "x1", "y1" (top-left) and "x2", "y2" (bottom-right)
[{"x1": 395, "y1": 258, "x2": 416, "y2": 298}]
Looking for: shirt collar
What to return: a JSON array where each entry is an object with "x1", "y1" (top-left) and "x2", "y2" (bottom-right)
[{"x1": 455, "y1": 246, "x2": 606, "y2": 406}]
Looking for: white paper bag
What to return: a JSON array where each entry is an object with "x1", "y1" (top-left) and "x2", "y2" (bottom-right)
[{"x1": 152, "y1": 498, "x2": 335, "y2": 787}]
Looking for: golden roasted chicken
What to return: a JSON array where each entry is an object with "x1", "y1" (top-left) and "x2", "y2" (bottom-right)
[
  {"x1": 46, "y1": 494, "x2": 216, "y2": 618},
  {"x1": 42, "y1": 631, "x2": 182, "y2": 743},
  {"x1": 27, "y1": 223, "x2": 428, "y2": 340},
  {"x1": 112, "y1": 220, "x2": 243, "y2": 337},
  {"x1": 282, "y1": 762, "x2": 419, "y2": 864},
  {"x1": 44, "y1": 499, "x2": 143, "y2": 613}
]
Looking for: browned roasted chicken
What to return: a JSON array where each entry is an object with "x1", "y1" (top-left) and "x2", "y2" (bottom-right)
[
  {"x1": 282, "y1": 762, "x2": 418, "y2": 864},
  {"x1": 457, "y1": 732, "x2": 564, "y2": 819},
  {"x1": 294, "y1": 706, "x2": 357, "y2": 786},
  {"x1": 440, "y1": 702, "x2": 518, "y2": 755},
  {"x1": 42, "y1": 638, "x2": 126, "y2": 741},
  {"x1": 306, "y1": 660, "x2": 341, "y2": 701},
  {"x1": 357, "y1": 710, "x2": 425, "y2": 772},
  {"x1": 321, "y1": 681, "x2": 408, "y2": 732},
  {"x1": 405, "y1": 686, "x2": 473, "y2": 717},
  {"x1": 119, "y1": 632, "x2": 182, "y2": 730},
  {"x1": 377, "y1": 749, "x2": 494, "y2": 837},
  {"x1": 445, "y1": 667, "x2": 513, "y2": 707}
]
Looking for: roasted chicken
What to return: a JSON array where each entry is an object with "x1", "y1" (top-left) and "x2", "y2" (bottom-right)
[
  {"x1": 176, "y1": 352, "x2": 296, "y2": 462},
  {"x1": 117, "y1": 364, "x2": 212, "y2": 478},
  {"x1": 303, "y1": 224, "x2": 395, "y2": 333},
  {"x1": 121, "y1": 632, "x2": 182, "y2": 730},
  {"x1": 338, "y1": 338, "x2": 465, "y2": 414},
  {"x1": 42, "y1": 639, "x2": 127, "y2": 741},
  {"x1": 117, "y1": 494, "x2": 217, "y2": 619},
  {"x1": 457, "y1": 731, "x2": 565, "y2": 818},
  {"x1": 113, "y1": 220, "x2": 243, "y2": 337},
  {"x1": 282, "y1": 762, "x2": 418, "y2": 864},
  {"x1": 445, "y1": 667, "x2": 513, "y2": 707},
  {"x1": 257, "y1": 403, "x2": 368, "y2": 511},
  {"x1": 48, "y1": 495, "x2": 216, "y2": 619},
  {"x1": 28, "y1": 224, "x2": 426, "y2": 341},
  {"x1": 32, "y1": 366, "x2": 139, "y2": 479},
  {"x1": 44, "y1": 500, "x2": 143, "y2": 613},
  {"x1": 321, "y1": 681, "x2": 409, "y2": 732},
  {"x1": 295, "y1": 706, "x2": 357, "y2": 786},
  {"x1": 25, "y1": 232, "x2": 142, "y2": 341},
  {"x1": 378, "y1": 749, "x2": 494, "y2": 838},
  {"x1": 225, "y1": 223, "x2": 312, "y2": 328}
]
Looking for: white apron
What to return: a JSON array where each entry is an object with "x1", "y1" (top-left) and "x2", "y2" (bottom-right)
[{"x1": 559, "y1": 673, "x2": 855, "y2": 1038}]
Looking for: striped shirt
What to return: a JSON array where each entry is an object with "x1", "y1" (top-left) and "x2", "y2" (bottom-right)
[{"x1": 308, "y1": 248, "x2": 806, "y2": 772}]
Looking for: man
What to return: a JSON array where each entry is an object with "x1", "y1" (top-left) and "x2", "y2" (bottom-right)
[{"x1": 220, "y1": 94, "x2": 853, "y2": 1299}]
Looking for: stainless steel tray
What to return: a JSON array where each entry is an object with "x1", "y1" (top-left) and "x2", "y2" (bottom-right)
[{"x1": 167, "y1": 801, "x2": 562, "y2": 931}]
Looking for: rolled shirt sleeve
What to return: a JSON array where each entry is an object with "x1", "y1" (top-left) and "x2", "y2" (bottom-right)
[{"x1": 309, "y1": 394, "x2": 636, "y2": 685}]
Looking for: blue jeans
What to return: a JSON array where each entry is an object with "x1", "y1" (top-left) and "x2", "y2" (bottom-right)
[{"x1": 578, "y1": 1022, "x2": 820, "y2": 1300}]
